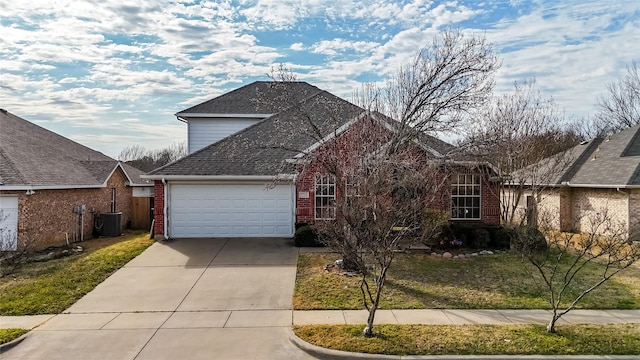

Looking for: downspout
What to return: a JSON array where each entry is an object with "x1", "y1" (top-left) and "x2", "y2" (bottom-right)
[{"x1": 162, "y1": 178, "x2": 169, "y2": 240}]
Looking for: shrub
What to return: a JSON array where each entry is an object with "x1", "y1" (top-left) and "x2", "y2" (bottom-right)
[
  {"x1": 294, "y1": 225, "x2": 324, "y2": 247},
  {"x1": 491, "y1": 226, "x2": 516, "y2": 249},
  {"x1": 511, "y1": 226, "x2": 548, "y2": 254},
  {"x1": 450, "y1": 223, "x2": 490, "y2": 249},
  {"x1": 473, "y1": 228, "x2": 491, "y2": 248}
]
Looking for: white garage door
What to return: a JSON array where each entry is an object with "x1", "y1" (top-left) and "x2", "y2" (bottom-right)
[
  {"x1": 169, "y1": 183, "x2": 294, "y2": 238},
  {"x1": 0, "y1": 196, "x2": 18, "y2": 251}
]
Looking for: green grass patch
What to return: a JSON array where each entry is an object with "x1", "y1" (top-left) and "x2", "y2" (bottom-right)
[
  {"x1": 294, "y1": 324, "x2": 640, "y2": 355},
  {"x1": 0, "y1": 233, "x2": 153, "y2": 315},
  {"x1": 294, "y1": 252, "x2": 640, "y2": 310},
  {"x1": 0, "y1": 328, "x2": 29, "y2": 345}
]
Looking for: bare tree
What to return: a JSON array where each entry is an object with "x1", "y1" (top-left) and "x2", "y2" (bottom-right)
[
  {"x1": 594, "y1": 61, "x2": 640, "y2": 135},
  {"x1": 376, "y1": 28, "x2": 499, "y2": 152},
  {"x1": 264, "y1": 29, "x2": 497, "y2": 337},
  {"x1": 313, "y1": 133, "x2": 450, "y2": 336},
  {"x1": 513, "y1": 208, "x2": 640, "y2": 333},
  {"x1": 118, "y1": 142, "x2": 186, "y2": 172},
  {"x1": 466, "y1": 79, "x2": 580, "y2": 225}
]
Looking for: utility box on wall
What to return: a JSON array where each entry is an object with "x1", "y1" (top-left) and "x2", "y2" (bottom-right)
[{"x1": 101, "y1": 212, "x2": 122, "y2": 237}]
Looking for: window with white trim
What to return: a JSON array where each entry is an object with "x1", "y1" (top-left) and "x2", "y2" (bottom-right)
[
  {"x1": 451, "y1": 174, "x2": 481, "y2": 220},
  {"x1": 110, "y1": 188, "x2": 116, "y2": 213},
  {"x1": 315, "y1": 174, "x2": 336, "y2": 220}
]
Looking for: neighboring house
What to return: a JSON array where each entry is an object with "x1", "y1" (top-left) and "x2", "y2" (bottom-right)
[
  {"x1": 0, "y1": 110, "x2": 153, "y2": 251},
  {"x1": 511, "y1": 124, "x2": 640, "y2": 235},
  {"x1": 144, "y1": 81, "x2": 501, "y2": 239}
]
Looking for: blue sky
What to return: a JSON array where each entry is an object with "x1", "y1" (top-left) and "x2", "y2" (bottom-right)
[{"x1": 1, "y1": 0, "x2": 639, "y2": 158}]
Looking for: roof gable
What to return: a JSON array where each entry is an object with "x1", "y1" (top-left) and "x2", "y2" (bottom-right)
[
  {"x1": 151, "y1": 89, "x2": 362, "y2": 177},
  {"x1": 149, "y1": 82, "x2": 463, "y2": 178},
  {"x1": 0, "y1": 110, "x2": 149, "y2": 188},
  {"x1": 531, "y1": 124, "x2": 640, "y2": 187}
]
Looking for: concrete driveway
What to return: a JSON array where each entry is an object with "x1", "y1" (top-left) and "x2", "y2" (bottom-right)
[{"x1": 3, "y1": 238, "x2": 315, "y2": 360}]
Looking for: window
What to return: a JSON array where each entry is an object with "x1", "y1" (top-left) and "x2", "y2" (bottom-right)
[
  {"x1": 345, "y1": 176, "x2": 361, "y2": 204},
  {"x1": 110, "y1": 188, "x2": 116, "y2": 213},
  {"x1": 315, "y1": 174, "x2": 336, "y2": 220},
  {"x1": 451, "y1": 174, "x2": 481, "y2": 220}
]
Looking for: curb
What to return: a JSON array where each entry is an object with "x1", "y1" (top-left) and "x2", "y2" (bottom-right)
[
  {"x1": 287, "y1": 328, "x2": 640, "y2": 360},
  {"x1": 288, "y1": 327, "x2": 400, "y2": 359},
  {"x1": 0, "y1": 333, "x2": 28, "y2": 354}
]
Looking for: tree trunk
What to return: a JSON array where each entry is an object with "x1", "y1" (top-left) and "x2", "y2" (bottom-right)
[
  {"x1": 341, "y1": 247, "x2": 360, "y2": 272},
  {"x1": 546, "y1": 311, "x2": 559, "y2": 333},
  {"x1": 363, "y1": 265, "x2": 389, "y2": 337},
  {"x1": 363, "y1": 305, "x2": 376, "y2": 337}
]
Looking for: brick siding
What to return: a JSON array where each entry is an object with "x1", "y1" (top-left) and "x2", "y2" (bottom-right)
[
  {"x1": 572, "y1": 188, "x2": 628, "y2": 233},
  {"x1": 512, "y1": 187, "x2": 632, "y2": 236},
  {"x1": 153, "y1": 180, "x2": 165, "y2": 236},
  {"x1": 2, "y1": 167, "x2": 133, "y2": 250}
]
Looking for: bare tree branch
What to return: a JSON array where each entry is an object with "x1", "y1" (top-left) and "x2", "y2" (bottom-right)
[{"x1": 594, "y1": 61, "x2": 640, "y2": 135}]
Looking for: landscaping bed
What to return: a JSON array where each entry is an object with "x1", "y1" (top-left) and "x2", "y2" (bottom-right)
[
  {"x1": 294, "y1": 252, "x2": 640, "y2": 310},
  {"x1": 294, "y1": 323, "x2": 640, "y2": 356}
]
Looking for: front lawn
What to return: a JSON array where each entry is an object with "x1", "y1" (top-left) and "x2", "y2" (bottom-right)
[
  {"x1": 0, "y1": 232, "x2": 153, "y2": 315},
  {"x1": 294, "y1": 252, "x2": 640, "y2": 310},
  {"x1": 294, "y1": 324, "x2": 640, "y2": 356},
  {"x1": 0, "y1": 328, "x2": 29, "y2": 345}
]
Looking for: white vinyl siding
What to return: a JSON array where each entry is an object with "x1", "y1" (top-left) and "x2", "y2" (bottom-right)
[
  {"x1": 168, "y1": 183, "x2": 294, "y2": 238},
  {"x1": 0, "y1": 196, "x2": 18, "y2": 251},
  {"x1": 187, "y1": 118, "x2": 263, "y2": 154}
]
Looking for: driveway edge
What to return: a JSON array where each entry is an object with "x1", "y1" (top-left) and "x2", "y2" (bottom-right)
[
  {"x1": 0, "y1": 333, "x2": 28, "y2": 354},
  {"x1": 287, "y1": 327, "x2": 640, "y2": 360}
]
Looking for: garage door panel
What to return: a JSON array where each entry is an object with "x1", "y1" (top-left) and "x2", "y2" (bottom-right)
[
  {"x1": 0, "y1": 196, "x2": 18, "y2": 251},
  {"x1": 169, "y1": 184, "x2": 293, "y2": 238}
]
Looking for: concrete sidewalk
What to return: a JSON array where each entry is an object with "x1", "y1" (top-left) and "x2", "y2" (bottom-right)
[
  {"x1": 292, "y1": 309, "x2": 640, "y2": 326},
  {"x1": 4, "y1": 309, "x2": 640, "y2": 331}
]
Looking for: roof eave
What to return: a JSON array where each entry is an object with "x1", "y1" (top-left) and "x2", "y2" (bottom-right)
[
  {"x1": 140, "y1": 174, "x2": 296, "y2": 181},
  {"x1": 506, "y1": 182, "x2": 640, "y2": 189},
  {"x1": 175, "y1": 113, "x2": 273, "y2": 120},
  {"x1": 0, "y1": 184, "x2": 106, "y2": 191}
]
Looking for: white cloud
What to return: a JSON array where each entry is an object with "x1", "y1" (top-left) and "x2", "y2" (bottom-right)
[
  {"x1": 290, "y1": 42, "x2": 305, "y2": 51},
  {"x1": 1, "y1": 0, "x2": 640, "y2": 156},
  {"x1": 311, "y1": 39, "x2": 380, "y2": 56}
]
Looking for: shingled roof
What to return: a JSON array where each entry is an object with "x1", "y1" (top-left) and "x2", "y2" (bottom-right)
[
  {"x1": 177, "y1": 81, "x2": 322, "y2": 117},
  {"x1": 535, "y1": 124, "x2": 640, "y2": 187},
  {"x1": 149, "y1": 81, "x2": 461, "y2": 178},
  {"x1": 0, "y1": 110, "x2": 150, "y2": 188}
]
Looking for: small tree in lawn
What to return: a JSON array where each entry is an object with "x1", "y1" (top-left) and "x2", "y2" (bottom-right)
[
  {"x1": 513, "y1": 208, "x2": 640, "y2": 333},
  {"x1": 266, "y1": 29, "x2": 498, "y2": 336},
  {"x1": 312, "y1": 120, "x2": 450, "y2": 336},
  {"x1": 311, "y1": 28, "x2": 497, "y2": 336}
]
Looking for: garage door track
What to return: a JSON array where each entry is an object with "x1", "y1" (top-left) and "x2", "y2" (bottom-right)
[{"x1": 3, "y1": 238, "x2": 315, "y2": 360}]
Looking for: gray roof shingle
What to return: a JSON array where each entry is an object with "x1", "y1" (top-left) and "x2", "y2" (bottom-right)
[
  {"x1": 0, "y1": 110, "x2": 149, "y2": 187},
  {"x1": 534, "y1": 124, "x2": 640, "y2": 187},
  {"x1": 150, "y1": 82, "x2": 460, "y2": 177},
  {"x1": 177, "y1": 81, "x2": 323, "y2": 116}
]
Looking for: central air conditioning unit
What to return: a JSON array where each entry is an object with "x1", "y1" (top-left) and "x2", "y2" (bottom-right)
[{"x1": 100, "y1": 212, "x2": 122, "y2": 237}]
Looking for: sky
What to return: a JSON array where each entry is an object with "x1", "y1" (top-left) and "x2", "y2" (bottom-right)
[{"x1": 1, "y1": 0, "x2": 639, "y2": 158}]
